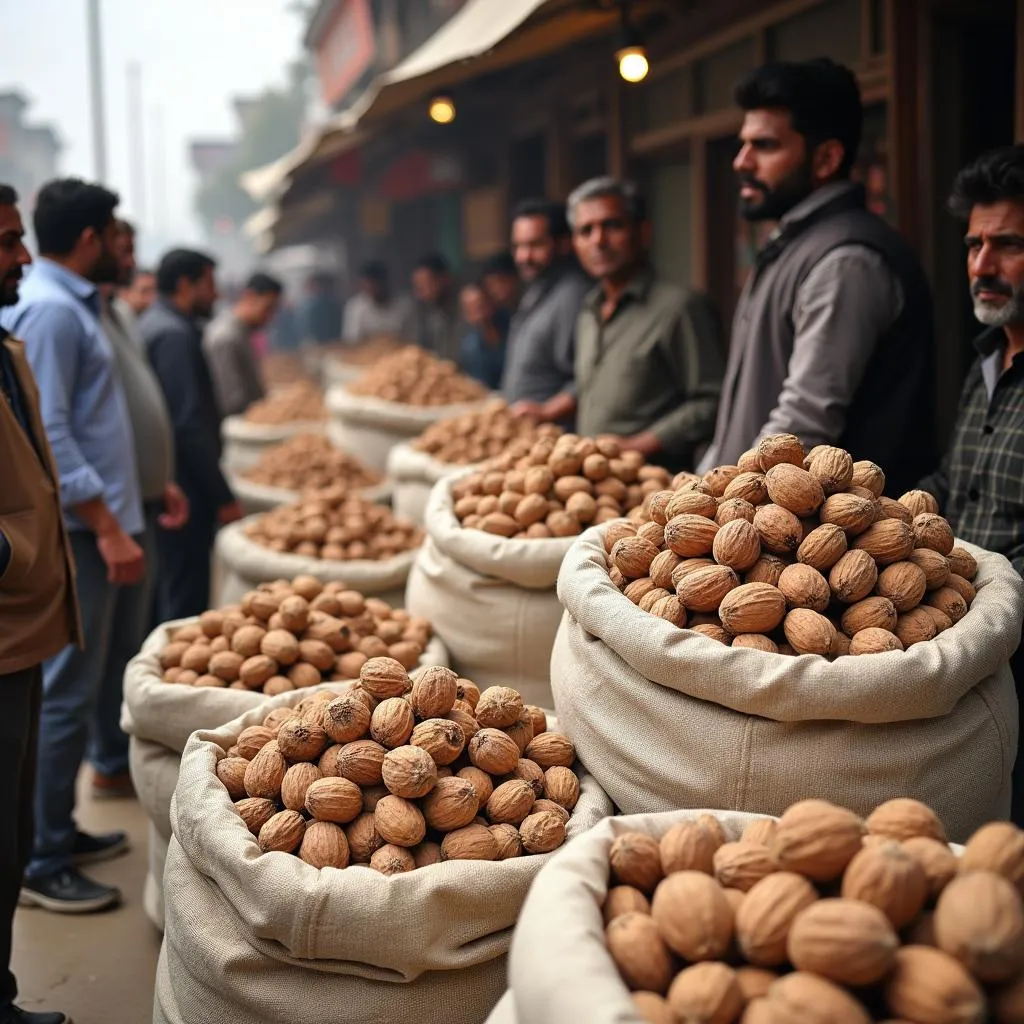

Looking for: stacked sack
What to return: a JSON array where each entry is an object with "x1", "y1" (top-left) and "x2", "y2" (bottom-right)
[
  {"x1": 406, "y1": 432, "x2": 673, "y2": 706},
  {"x1": 550, "y1": 434, "x2": 1024, "y2": 838}
]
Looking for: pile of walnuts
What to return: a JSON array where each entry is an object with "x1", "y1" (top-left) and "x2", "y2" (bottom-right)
[
  {"x1": 452, "y1": 433, "x2": 673, "y2": 540},
  {"x1": 324, "y1": 335, "x2": 401, "y2": 367},
  {"x1": 240, "y1": 434, "x2": 381, "y2": 493},
  {"x1": 245, "y1": 490, "x2": 423, "y2": 562},
  {"x1": 219, "y1": 660, "x2": 581, "y2": 873},
  {"x1": 159, "y1": 577, "x2": 434, "y2": 693},
  {"x1": 261, "y1": 352, "x2": 311, "y2": 389},
  {"x1": 412, "y1": 400, "x2": 562, "y2": 466},
  {"x1": 243, "y1": 381, "x2": 327, "y2": 424},
  {"x1": 608, "y1": 434, "x2": 976, "y2": 655},
  {"x1": 347, "y1": 346, "x2": 488, "y2": 406},
  {"x1": 604, "y1": 798, "x2": 1024, "y2": 1024}
]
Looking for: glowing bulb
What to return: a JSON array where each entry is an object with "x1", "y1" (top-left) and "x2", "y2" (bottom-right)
[
  {"x1": 429, "y1": 96, "x2": 456, "y2": 124},
  {"x1": 617, "y1": 45, "x2": 649, "y2": 83}
]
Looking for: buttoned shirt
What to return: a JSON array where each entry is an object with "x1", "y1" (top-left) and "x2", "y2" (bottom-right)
[
  {"x1": 341, "y1": 292, "x2": 416, "y2": 344},
  {"x1": 0, "y1": 258, "x2": 143, "y2": 535},
  {"x1": 919, "y1": 329, "x2": 1024, "y2": 574},
  {"x1": 203, "y1": 309, "x2": 265, "y2": 418},
  {"x1": 574, "y1": 267, "x2": 723, "y2": 470}
]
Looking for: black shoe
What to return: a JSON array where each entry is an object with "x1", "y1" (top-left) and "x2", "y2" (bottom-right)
[
  {"x1": 70, "y1": 829, "x2": 129, "y2": 866},
  {"x1": 19, "y1": 867, "x2": 121, "y2": 914},
  {"x1": 0, "y1": 1005, "x2": 73, "y2": 1024}
]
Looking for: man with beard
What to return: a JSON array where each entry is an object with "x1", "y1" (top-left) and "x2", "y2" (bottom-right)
[
  {"x1": 699, "y1": 59, "x2": 936, "y2": 495},
  {"x1": 141, "y1": 249, "x2": 241, "y2": 622},
  {"x1": 0, "y1": 184, "x2": 79, "y2": 1022},
  {"x1": 502, "y1": 199, "x2": 589, "y2": 417},
  {"x1": 918, "y1": 146, "x2": 1024, "y2": 820},
  {"x1": 1, "y1": 179, "x2": 143, "y2": 914}
]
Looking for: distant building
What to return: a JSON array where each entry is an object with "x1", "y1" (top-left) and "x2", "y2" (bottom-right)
[{"x1": 0, "y1": 91, "x2": 61, "y2": 206}]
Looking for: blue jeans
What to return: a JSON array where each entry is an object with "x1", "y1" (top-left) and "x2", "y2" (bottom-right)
[{"x1": 27, "y1": 525, "x2": 148, "y2": 880}]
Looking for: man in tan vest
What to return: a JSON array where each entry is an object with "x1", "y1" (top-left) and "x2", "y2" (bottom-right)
[{"x1": 0, "y1": 184, "x2": 78, "y2": 1024}]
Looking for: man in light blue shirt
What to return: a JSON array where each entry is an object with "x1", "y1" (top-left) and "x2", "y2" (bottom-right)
[{"x1": 0, "y1": 179, "x2": 143, "y2": 915}]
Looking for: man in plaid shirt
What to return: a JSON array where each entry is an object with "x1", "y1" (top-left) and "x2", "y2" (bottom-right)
[{"x1": 919, "y1": 145, "x2": 1024, "y2": 820}]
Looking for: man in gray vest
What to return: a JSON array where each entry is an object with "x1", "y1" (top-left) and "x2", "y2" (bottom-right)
[{"x1": 699, "y1": 58, "x2": 936, "y2": 495}]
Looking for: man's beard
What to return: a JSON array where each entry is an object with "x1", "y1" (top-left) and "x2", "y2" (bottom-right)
[
  {"x1": 738, "y1": 161, "x2": 815, "y2": 222},
  {"x1": 0, "y1": 271, "x2": 22, "y2": 307},
  {"x1": 972, "y1": 276, "x2": 1024, "y2": 327},
  {"x1": 90, "y1": 249, "x2": 122, "y2": 285}
]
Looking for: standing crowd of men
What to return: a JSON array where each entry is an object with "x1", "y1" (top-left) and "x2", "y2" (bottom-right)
[{"x1": 0, "y1": 53, "x2": 1023, "y2": 1024}]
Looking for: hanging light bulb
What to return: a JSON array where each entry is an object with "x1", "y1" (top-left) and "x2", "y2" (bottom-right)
[
  {"x1": 617, "y1": 44, "x2": 649, "y2": 83},
  {"x1": 429, "y1": 95, "x2": 456, "y2": 124}
]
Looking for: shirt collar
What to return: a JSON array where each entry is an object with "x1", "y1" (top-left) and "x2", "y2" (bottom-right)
[
  {"x1": 776, "y1": 180, "x2": 864, "y2": 235},
  {"x1": 35, "y1": 257, "x2": 100, "y2": 311},
  {"x1": 154, "y1": 295, "x2": 198, "y2": 329},
  {"x1": 974, "y1": 326, "x2": 1007, "y2": 357},
  {"x1": 585, "y1": 264, "x2": 655, "y2": 314}
]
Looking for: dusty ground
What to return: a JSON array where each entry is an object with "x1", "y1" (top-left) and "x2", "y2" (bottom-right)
[{"x1": 12, "y1": 776, "x2": 159, "y2": 1024}]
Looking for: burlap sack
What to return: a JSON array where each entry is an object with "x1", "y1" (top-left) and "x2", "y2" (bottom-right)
[
  {"x1": 386, "y1": 442, "x2": 470, "y2": 524},
  {"x1": 153, "y1": 690, "x2": 613, "y2": 1024},
  {"x1": 214, "y1": 515, "x2": 417, "y2": 608},
  {"x1": 326, "y1": 385, "x2": 489, "y2": 473},
  {"x1": 221, "y1": 415, "x2": 327, "y2": 473},
  {"x1": 228, "y1": 473, "x2": 392, "y2": 516},
  {"x1": 144, "y1": 821, "x2": 169, "y2": 932},
  {"x1": 321, "y1": 355, "x2": 365, "y2": 388},
  {"x1": 552, "y1": 529, "x2": 1024, "y2": 842},
  {"x1": 406, "y1": 478, "x2": 575, "y2": 707},
  {"x1": 123, "y1": 620, "x2": 447, "y2": 933}
]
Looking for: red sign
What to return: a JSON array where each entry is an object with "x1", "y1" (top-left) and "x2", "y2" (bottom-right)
[
  {"x1": 314, "y1": 0, "x2": 375, "y2": 108},
  {"x1": 378, "y1": 151, "x2": 462, "y2": 202}
]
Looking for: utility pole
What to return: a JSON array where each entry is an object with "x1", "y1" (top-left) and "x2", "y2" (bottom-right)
[
  {"x1": 87, "y1": 0, "x2": 108, "y2": 181},
  {"x1": 153, "y1": 105, "x2": 167, "y2": 236},
  {"x1": 127, "y1": 62, "x2": 146, "y2": 224}
]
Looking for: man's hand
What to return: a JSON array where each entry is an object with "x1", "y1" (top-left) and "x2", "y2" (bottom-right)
[
  {"x1": 509, "y1": 400, "x2": 545, "y2": 421},
  {"x1": 158, "y1": 482, "x2": 190, "y2": 530},
  {"x1": 218, "y1": 500, "x2": 244, "y2": 525},
  {"x1": 96, "y1": 524, "x2": 145, "y2": 586},
  {"x1": 617, "y1": 431, "x2": 662, "y2": 457}
]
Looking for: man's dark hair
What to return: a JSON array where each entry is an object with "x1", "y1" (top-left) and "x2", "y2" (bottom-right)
[
  {"x1": 358, "y1": 260, "x2": 388, "y2": 285},
  {"x1": 415, "y1": 252, "x2": 449, "y2": 275},
  {"x1": 512, "y1": 199, "x2": 570, "y2": 240},
  {"x1": 949, "y1": 145, "x2": 1024, "y2": 220},
  {"x1": 0, "y1": 184, "x2": 18, "y2": 206},
  {"x1": 482, "y1": 251, "x2": 516, "y2": 277},
  {"x1": 118, "y1": 218, "x2": 136, "y2": 237},
  {"x1": 34, "y1": 178, "x2": 120, "y2": 255},
  {"x1": 735, "y1": 59, "x2": 863, "y2": 177},
  {"x1": 156, "y1": 248, "x2": 216, "y2": 296},
  {"x1": 245, "y1": 271, "x2": 283, "y2": 295}
]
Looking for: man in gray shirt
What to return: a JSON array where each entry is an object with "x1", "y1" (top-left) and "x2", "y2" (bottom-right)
[
  {"x1": 503, "y1": 199, "x2": 590, "y2": 413},
  {"x1": 342, "y1": 261, "x2": 416, "y2": 345},
  {"x1": 203, "y1": 271, "x2": 282, "y2": 418}
]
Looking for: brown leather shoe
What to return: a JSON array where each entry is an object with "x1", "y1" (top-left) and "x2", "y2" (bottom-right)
[{"x1": 91, "y1": 771, "x2": 135, "y2": 800}]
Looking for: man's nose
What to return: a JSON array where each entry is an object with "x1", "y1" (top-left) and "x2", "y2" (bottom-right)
[
  {"x1": 733, "y1": 144, "x2": 754, "y2": 173},
  {"x1": 971, "y1": 241, "x2": 999, "y2": 278}
]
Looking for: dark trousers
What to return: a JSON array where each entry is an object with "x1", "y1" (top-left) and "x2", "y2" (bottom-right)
[
  {"x1": 0, "y1": 666, "x2": 41, "y2": 1008},
  {"x1": 154, "y1": 510, "x2": 215, "y2": 625}
]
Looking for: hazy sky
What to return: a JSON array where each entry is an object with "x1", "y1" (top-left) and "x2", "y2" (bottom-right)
[{"x1": 2, "y1": 0, "x2": 304, "y2": 248}]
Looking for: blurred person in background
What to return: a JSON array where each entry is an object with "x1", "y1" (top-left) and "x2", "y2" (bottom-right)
[
  {"x1": 516, "y1": 178, "x2": 722, "y2": 473},
  {"x1": 90, "y1": 220, "x2": 188, "y2": 800},
  {"x1": 503, "y1": 199, "x2": 589, "y2": 417},
  {"x1": 297, "y1": 272, "x2": 341, "y2": 345},
  {"x1": 342, "y1": 261, "x2": 415, "y2": 344},
  {"x1": 0, "y1": 183, "x2": 79, "y2": 1023},
  {"x1": 699, "y1": 59, "x2": 936, "y2": 495},
  {"x1": 204, "y1": 271, "x2": 282, "y2": 418},
  {"x1": 1, "y1": 179, "x2": 143, "y2": 915},
  {"x1": 141, "y1": 250, "x2": 241, "y2": 623},
  {"x1": 480, "y1": 252, "x2": 519, "y2": 315},
  {"x1": 459, "y1": 281, "x2": 509, "y2": 391},
  {"x1": 117, "y1": 264, "x2": 155, "y2": 320},
  {"x1": 411, "y1": 252, "x2": 459, "y2": 363}
]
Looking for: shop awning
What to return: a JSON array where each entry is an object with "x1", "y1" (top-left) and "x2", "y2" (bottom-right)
[{"x1": 244, "y1": 190, "x2": 339, "y2": 254}]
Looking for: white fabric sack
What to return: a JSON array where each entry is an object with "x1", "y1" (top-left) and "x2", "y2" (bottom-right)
[
  {"x1": 228, "y1": 473, "x2": 392, "y2": 516},
  {"x1": 221, "y1": 415, "x2": 327, "y2": 473},
  {"x1": 144, "y1": 822, "x2": 169, "y2": 932},
  {"x1": 153, "y1": 690, "x2": 613, "y2": 1024},
  {"x1": 321, "y1": 355, "x2": 365, "y2": 388},
  {"x1": 552, "y1": 529, "x2": 1024, "y2": 842},
  {"x1": 326, "y1": 385, "x2": 489, "y2": 473},
  {"x1": 214, "y1": 515, "x2": 417, "y2": 608},
  {"x1": 387, "y1": 442, "x2": 467, "y2": 524},
  {"x1": 406, "y1": 477, "x2": 575, "y2": 708}
]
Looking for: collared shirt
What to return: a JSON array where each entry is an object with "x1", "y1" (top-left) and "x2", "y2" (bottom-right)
[
  {"x1": 574, "y1": 267, "x2": 723, "y2": 470},
  {"x1": 341, "y1": 292, "x2": 416, "y2": 344},
  {"x1": 415, "y1": 300, "x2": 460, "y2": 364},
  {"x1": 0, "y1": 258, "x2": 143, "y2": 535},
  {"x1": 460, "y1": 308, "x2": 510, "y2": 391},
  {"x1": 502, "y1": 264, "x2": 590, "y2": 405},
  {"x1": 919, "y1": 328, "x2": 1024, "y2": 574},
  {"x1": 203, "y1": 308, "x2": 265, "y2": 418}
]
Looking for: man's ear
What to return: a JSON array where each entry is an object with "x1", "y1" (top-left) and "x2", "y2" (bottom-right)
[{"x1": 812, "y1": 139, "x2": 846, "y2": 184}]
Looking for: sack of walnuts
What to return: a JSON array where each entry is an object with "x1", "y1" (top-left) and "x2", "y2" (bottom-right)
[
  {"x1": 214, "y1": 514, "x2": 418, "y2": 608},
  {"x1": 387, "y1": 441, "x2": 467, "y2": 524},
  {"x1": 153, "y1": 688, "x2": 612, "y2": 1024},
  {"x1": 406, "y1": 476, "x2": 575, "y2": 708},
  {"x1": 551, "y1": 527, "x2": 1022, "y2": 841},
  {"x1": 221, "y1": 414, "x2": 327, "y2": 474},
  {"x1": 230, "y1": 470, "x2": 392, "y2": 516}
]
